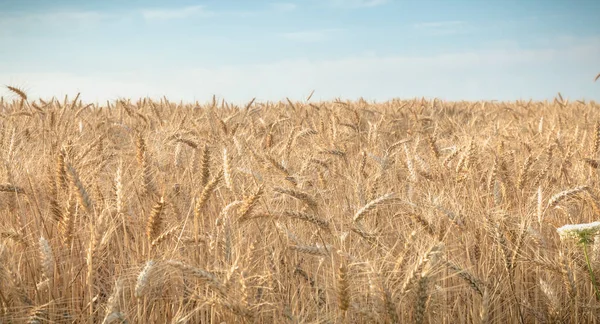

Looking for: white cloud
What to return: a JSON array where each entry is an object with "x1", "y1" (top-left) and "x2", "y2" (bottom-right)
[
  {"x1": 141, "y1": 5, "x2": 213, "y2": 20},
  {"x1": 280, "y1": 28, "x2": 344, "y2": 42},
  {"x1": 270, "y1": 2, "x2": 298, "y2": 12},
  {"x1": 329, "y1": 0, "x2": 389, "y2": 8},
  {"x1": 2, "y1": 37, "x2": 599, "y2": 104}
]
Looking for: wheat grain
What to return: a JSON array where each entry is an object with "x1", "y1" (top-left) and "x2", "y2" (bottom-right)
[
  {"x1": 134, "y1": 260, "x2": 157, "y2": 298},
  {"x1": 223, "y1": 148, "x2": 234, "y2": 191},
  {"x1": 6, "y1": 85, "x2": 27, "y2": 101},
  {"x1": 547, "y1": 185, "x2": 589, "y2": 208},
  {"x1": 280, "y1": 210, "x2": 330, "y2": 230},
  {"x1": 200, "y1": 144, "x2": 211, "y2": 187},
  {"x1": 66, "y1": 163, "x2": 94, "y2": 213},
  {"x1": 146, "y1": 196, "x2": 165, "y2": 243},
  {"x1": 38, "y1": 236, "x2": 54, "y2": 282},
  {"x1": 353, "y1": 192, "x2": 394, "y2": 222},
  {"x1": 337, "y1": 263, "x2": 350, "y2": 312},
  {"x1": 273, "y1": 186, "x2": 318, "y2": 212}
]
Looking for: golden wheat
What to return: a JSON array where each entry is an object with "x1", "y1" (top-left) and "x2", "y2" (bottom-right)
[{"x1": 0, "y1": 88, "x2": 599, "y2": 323}]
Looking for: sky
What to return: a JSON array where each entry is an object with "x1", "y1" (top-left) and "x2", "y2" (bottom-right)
[{"x1": 1, "y1": 0, "x2": 599, "y2": 103}]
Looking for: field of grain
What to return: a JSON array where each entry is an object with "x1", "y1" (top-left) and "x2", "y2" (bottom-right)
[{"x1": 0, "y1": 87, "x2": 599, "y2": 323}]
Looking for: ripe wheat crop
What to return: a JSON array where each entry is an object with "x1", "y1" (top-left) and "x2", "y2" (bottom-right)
[{"x1": 0, "y1": 87, "x2": 600, "y2": 323}]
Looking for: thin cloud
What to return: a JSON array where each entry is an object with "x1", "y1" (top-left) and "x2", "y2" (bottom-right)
[
  {"x1": 413, "y1": 20, "x2": 465, "y2": 29},
  {"x1": 330, "y1": 0, "x2": 390, "y2": 8},
  {"x1": 413, "y1": 20, "x2": 468, "y2": 36},
  {"x1": 141, "y1": 5, "x2": 213, "y2": 20},
  {"x1": 0, "y1": 10, "x2": 117, "y2": 25},
  {"x1": 280, "y1": 28, "x2": 344, "y2": 42},
  {"x1": 47, "y1": 11, "x2": 112, "y2": 21},
  {"x1": 270, "y1": 2, "x2": 298, "y2": 12},
  {"x1": 5, "y1": 37, "x2": 598, "y2": 103}
]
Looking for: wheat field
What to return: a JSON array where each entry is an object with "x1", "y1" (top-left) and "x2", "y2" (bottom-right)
[{"x1": 0, "y1": 87, "x2": 599, "y2": 323}]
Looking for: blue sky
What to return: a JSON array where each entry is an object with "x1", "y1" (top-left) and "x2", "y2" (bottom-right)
[{"x1": 1, "y1": 0, "x2": 599, "y2": 103}]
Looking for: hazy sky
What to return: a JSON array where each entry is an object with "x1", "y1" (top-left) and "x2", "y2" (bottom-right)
[{"x1": 1, "y1": 0, "x2": 599, "y2": 103}]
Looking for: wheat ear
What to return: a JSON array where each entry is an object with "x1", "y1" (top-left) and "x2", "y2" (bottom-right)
[{"x1": 353, "y1": 192, "x2": 394, "y2": 223}]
